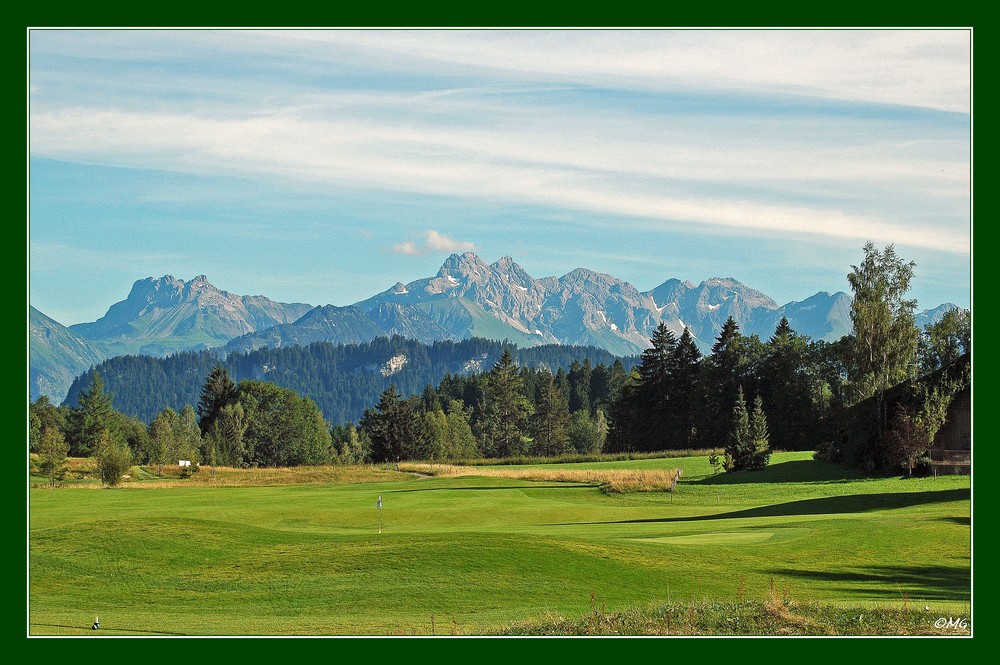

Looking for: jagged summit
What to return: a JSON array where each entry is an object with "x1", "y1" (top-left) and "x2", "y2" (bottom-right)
[
  {"x1": 68, "y1": 274, "x2": 312, "y2": 359},
  {"x1": 438, "y1": 251, "x2": 488, "y2": 277},
  {"x1": 32, "y1": 255, "x2": 959, "y2": 403}
]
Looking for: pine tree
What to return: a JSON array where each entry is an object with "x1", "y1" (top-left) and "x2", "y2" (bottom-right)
[
  {"x1": 725, "y1": 385, "x2": 751, "y2": 471},
  {"x1": 568, "y1": 359, "x2": 593, "y2": 413},
  {"x1": 532, "y1": 372, "x2": 570, "y2": 457},
  {"x1": 712, "y1": 316, "x2": 742, "y2": 356},
  {"x1": 666, "y1": 327, "x2": 702, "y2": 448},
  {"x1": 360, "y1": 385, "x2": 416, "y2": 462},
  {"x1": 483, "y1": 349, "x2": 532, "y2": 458},
  {"x1": 207, "y1": 402, "x2": 249, "y2": 467},
  {"x1": 197, "y1": 365, "x2": 237, "y2": 435},
  {"x1": 608, "y1": 359, "x2": 628, "y2": 402},
  {"x1": 707, "y1": 318, "x2": 746, "y2": 451},
  {"x1": 605, "y1": 366, "x2": 642, "y2": 454},
  {"x1": 759, "y1": 318, "x2": 816, "y2": 451},
  {"x1": 638, "y1": 323, "x2": 677, "y2": 387},
  {"x1": 748, "y1": 394, "x2": 771, "y2": 470},
  {"x1": 634, "y1": 322, "x2": 678, "y2": 451},
  {"x1": 67, "y1": 371, "x2": 116, "y2": 457},
  {"x1": 567, "y1": 409, "x2": 607, "y2": 454},
  {"x1": 421, "y1": 384, "x2": 442, "y2": 413}
]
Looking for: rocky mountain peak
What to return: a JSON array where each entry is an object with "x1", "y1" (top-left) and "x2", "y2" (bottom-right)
[
  {"x1": 491, "y1": 255, "x2": 514, "y2": 270},
  {"x1": 697, "y1": 277, "x2": 779, "y2": 310},
  {"x1": 489, "y1": 255, "x2": 536, "y2": 287},
  {"x1": 559, "y1": 267, "x2": 631, "y2": 295},
  {"x1": 131, "y1": 274, "x2": 223, "y2": 306},
  {"x1": 438, "y1": 251, "x2": 488, "y2": 278}
]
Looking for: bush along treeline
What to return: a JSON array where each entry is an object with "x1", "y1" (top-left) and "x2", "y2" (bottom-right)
[{"x1": 62, "y1": 336, "x2": 637, "y2": 425}]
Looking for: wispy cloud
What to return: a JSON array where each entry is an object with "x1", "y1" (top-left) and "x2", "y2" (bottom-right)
[
  {"x1": 27, "y1": 29, "x2": 972, "y2": 317},
  {"x1": 205, "y1": 30, "x2": 972, "y2": 113},
  {"x1": 29, "y1": 102, "x2": 969, "y2": 254},
  {"x1": 392, "y1": 230, "x2": 477, "y2": 256}
]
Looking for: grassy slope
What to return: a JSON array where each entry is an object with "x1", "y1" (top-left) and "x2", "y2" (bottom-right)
[{"x1": 28, "y1": 452, "x2": 970, "y2": 636}]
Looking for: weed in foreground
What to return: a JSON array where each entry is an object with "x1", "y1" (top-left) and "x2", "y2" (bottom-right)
[{"x1": 493, "y1": 592, "x2": 971, "y2": 637}]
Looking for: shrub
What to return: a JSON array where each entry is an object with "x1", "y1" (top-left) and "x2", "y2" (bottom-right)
[{"x1": 96, "y1": 431, "x2": 133, "y2": 487}]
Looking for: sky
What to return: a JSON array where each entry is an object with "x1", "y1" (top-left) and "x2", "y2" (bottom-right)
[{"x1": 28, "y1": 29, "x2": 971, "y2": 326}]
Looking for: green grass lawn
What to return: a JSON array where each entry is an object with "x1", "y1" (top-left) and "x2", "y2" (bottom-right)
[{"x1": 28, "y1": 452, "x2": 970, "y2": 636}]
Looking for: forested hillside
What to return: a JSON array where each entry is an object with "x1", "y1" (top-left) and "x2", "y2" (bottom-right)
[{"x1": 63, "y1": 336, "x2": 636, "y2": 425}]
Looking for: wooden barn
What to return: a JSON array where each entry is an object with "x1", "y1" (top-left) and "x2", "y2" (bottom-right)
[{"x1": 928, "y1": 386, "x2": 971, "y2": 476}]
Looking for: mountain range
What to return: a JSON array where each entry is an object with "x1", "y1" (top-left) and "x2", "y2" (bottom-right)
[{"x1": 30, "y1": 252, "x2": 958, "y2": 403}]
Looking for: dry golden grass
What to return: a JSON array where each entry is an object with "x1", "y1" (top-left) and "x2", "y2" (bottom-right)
[
  {"x1": 136, "y1": 465, "x2": 408, "y2": 488},
  {"x1": 763, "y1": 578, "x2": 825, "y2": 634},
  {"x1": 33, "y1": 458, "x2": 678, "y2": 492},
  {"x1": 66, "y1": 457, "x2": 97, "y2": 473},
  {"x1": 33, "y1": 461, "x2": 407, "y2": 489},
  {"x1": 400, "y1": 462, "x2": 681, "y2": 493}
]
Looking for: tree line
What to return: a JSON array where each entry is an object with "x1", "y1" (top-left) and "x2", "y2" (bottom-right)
[
  {"x1": 345, "y1": 349, "x2": 623, "y2": 463},
  {"x1": 31, "y1": 243, "x2": 970, "y2": 481},
  {"x1": 30, "y1": 368, "x2": 332, "y2": 485}
]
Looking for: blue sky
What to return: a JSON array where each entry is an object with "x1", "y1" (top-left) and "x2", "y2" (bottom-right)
[{"x1": 28, "y1": 29, "x2": 971, "y2": 326}]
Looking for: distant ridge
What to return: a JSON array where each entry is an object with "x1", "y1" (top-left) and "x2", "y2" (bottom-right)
[{"x1": 30, "y1": 255, "x2": 960, "y2": 402}]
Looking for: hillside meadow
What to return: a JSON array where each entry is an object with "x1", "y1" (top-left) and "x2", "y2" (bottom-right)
[{"x1": 27, "y1": 452, "x2": 970, "y2": 636}]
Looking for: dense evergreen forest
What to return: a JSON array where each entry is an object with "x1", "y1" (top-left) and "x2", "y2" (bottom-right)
[{"x1": 61, "y1": 336, "x2": 637, "y2": 425}]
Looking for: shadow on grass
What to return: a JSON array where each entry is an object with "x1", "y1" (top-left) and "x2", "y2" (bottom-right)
[
  {"x1": 696, "y1": 460, "x2": 870, "y2": 485},
  {"x1": 938, "y1": 516, "x2": 971, "y2": 526},
  {"x1": 768, "y1": 564, "x2": 970, "y2": 601},
  {"x1": 549, "y1": 488, "x2": 969, "y2": 525}
]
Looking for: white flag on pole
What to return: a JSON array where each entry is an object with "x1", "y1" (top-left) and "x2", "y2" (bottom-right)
[{"x1": 377, "y1": 496, "x2": 382, "y2": 509}]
